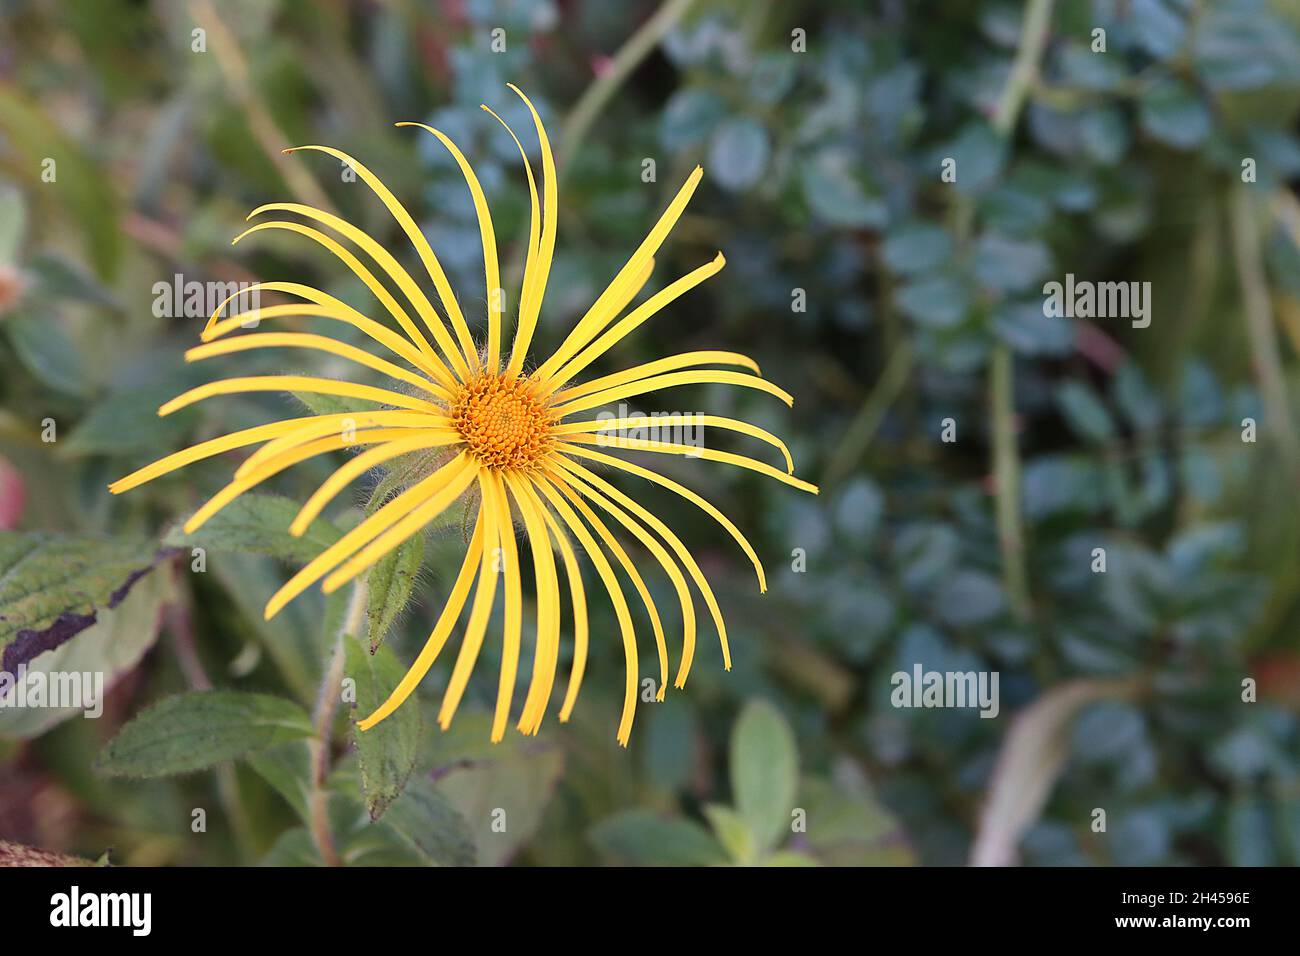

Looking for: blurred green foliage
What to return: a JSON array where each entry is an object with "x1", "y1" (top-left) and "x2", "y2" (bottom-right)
[{"x1": 2, "y1": 0, "x2": 1300, "y2": 866}]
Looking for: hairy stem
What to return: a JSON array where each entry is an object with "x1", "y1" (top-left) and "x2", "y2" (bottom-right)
[{"x1": 307, "y1": 580, "x2": 368, "y2": 867}]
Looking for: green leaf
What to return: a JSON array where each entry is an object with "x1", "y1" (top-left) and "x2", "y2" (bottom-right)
[
  {"x1": 4, "y1": 311, "x2": 93, "y2": 395},
  {"x1": 364, "y1": 777, "x2": 476, "y2": 866},
  {"x1": 1055, "y1": 381, "x2": 1116, "y2": 443},
  {"x1": 164, "y1": 493, "x2": 344, "y2": 564},
  {"x1": 246, "y1": 740, "x2": 314, "y2": 824},
  {"x1": 800, "y1": 150, "x2": 886, "y2": 228},
  {"x1": 345, "y1": 634, "x2": 420, "y2": 820},
  {"x1": 703, "y1": 803, "x2": 755, "y2": 864},
  {"x1": 365, "y1": 532, "x2": 423, "y2": 651},
  {"x1": 589, "y1": 810, "x2": 728, "y2": 866},
  {"x1": 761, "y1": 850, "x2": 819, "y2": 866},
  {"x1": 63, "y1": 382, "x2": 201, "y2": 457},
  {"x1": 708, "y1": 116, "x2": 769, "y2": 192},
  {"x1": 0, "y1": 87, "x2": 121, "y2": 277},
  {"x1": 730, "y1": 698, "x2": 798, "y2": 854},
  {"x1": 95, "y1": 690, "x2": 313, "y2": 778},
  {"x1": 1139, "y1": 79, "x2": 1210, "y2": 150},
  {"x1": 0, "y1": 531, "x2": 162, "y2": 659},
  {"x1": 0, "y1": 557, "x2": 173, "y2": 738}
]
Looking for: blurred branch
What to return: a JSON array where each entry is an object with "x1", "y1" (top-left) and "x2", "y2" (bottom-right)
[
  {"x1": 189, "y1": 0, "x2": 339, "y2": 216},
  {"x1": 984, "y1": 0, "x2": 1054, "y2": 624},
  {"x1": 1230, "y1": 184, "x2": 1300, "y2": 477},
  {"x1": 823, "y1": 342, "x2": 912, "y2": 489},
  {"x1": 557, "y1": 0, "x2": 699, "y2": 181}
]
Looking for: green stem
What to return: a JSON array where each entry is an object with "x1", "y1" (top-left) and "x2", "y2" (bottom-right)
[
  {"x1": 307, "y1": 579, "x2": 367, "y2": 867},
  {"x1": 1229, "y1": 184, "x2": 1299, "y2": 475},
  {"x1": 557, "y1": 0, "x2": 699, "y2": 182},
  {"x1": 984, "y1": 0, "x2": 1054, "y2": 624},
  {"x1": 824, "y1": 342, "x2": 913, "y2": 489}
]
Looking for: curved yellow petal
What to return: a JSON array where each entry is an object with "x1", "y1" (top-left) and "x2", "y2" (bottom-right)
[
  {"x1": 533, "y1": 473, "x2": 639, "y2": 746},
  {"x1": 488, "y1": 470, "x2": 522, "y2": 742},
  {"x1": 503, "y1": 84, "x2": 558, "y2": 377},
  {"x1": 552, "y1": 455, "x2": 728, "y2": 676},
  {"x1": 397, "y1": 122, "x2": 503, "y2": 373},
  {"x1": 544, "y1": 253, "x2": 725, "y2": 390},
  {"x1": 290, "y1": 431, "x2": 461, "y2": 536},
  {"x1": 556, "y1": 442, "x2": 767, "y2": 592},
  {"x1": 534, "y1": 165, "x2": 704, "y2": 383},
  {"x1": 439, "y1": 470, "x2": 500, "y2": 728},
  {"x1": 503, "y1": 472, "x2": 560, "y2": 735},
  {"x1": 281, "y1": 146, "x2": 479, "y2": 373},
  {"x1": 236, "y1": 411, "x2": 446, "y2": 480},
  {"x1": 561, "y1": 434, "x2": 817, "y2": 495},
  {"x1": 553, "y1": 463, "x2": 694, "y2": 694},
  {"x1": 158, "y1": 375, "x2": 444, "y2": 418},
  {"x1": 321, "y1": 453, "x2": 479, "y2": 593},
  {"x1": 230, "y1": 221, "x2": 450, "y2": 382},
  {"x1": 551, "y1": 475, "x2": 668, "y2": 705},
  {"x1": 554, "y1": 414, "x2": 793, "y2": 473},
  {"x1": 551, "y1": 369, "x2": 792, "y2": 417},
  {"x1": 265, "y1": 458, "x2": 469, "y2": 619},
  {"x1": 186, "y1": 332, "x2": 448, "y2": 400},
  {"x1": 551, "y1": 350, "x2": 758, "y2": 404},
  {"x1": 535, "y1": 498, "x2": 588, "y2": 723},
  {"x1": 358, "y1": 506, "x2": 487, "y2": 732},
  {"x1": 247, "y1": 201, "x2": 470, "y2": 379}
]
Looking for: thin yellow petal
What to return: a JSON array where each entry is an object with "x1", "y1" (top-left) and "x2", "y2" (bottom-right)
[
  {"x1": 265, "y1": 458, "x2": 468, "y2": 619},
  {"x1": 358, "y1": 506, "x2": 487, "y2": 731},
  {"x1": 321, "y1": 454, "x2": 478, "y2": 593},
  {"x1": 158, "y1": 375, "x2": 444, "y2": 418},
  {"x1": 439, "y1": 470, "x2": 500, "y2": 728},
  {"x1": 555, "y1": 414, "x2": 793, "y2": 473},
  {"x1": 488, "y1": 471, "x2": 522, "y2": 742},
  {"x1": 290, "y1": 431, "x2": 461, "y2": 536},
  {"x1": 504, "y1": 84, "x2": 558, "y2": 377},
  {"x1": 184, "y1": 427, "x2": 441, "y2": 535},
  {"x1": 551, "y1": 475, "x2": 668, "y2": 705},
  {"x1": 281, "y1": 147, "x2": 479, "y2": 374},
  {"x1": 557, "y1": 442, "x2": 767, "y2": 592},
  {"x1": 109, "y1": 415, "x2": 344, "y2": 494},
  {"x1": 186, "y1": 332, "x2": 448, "y2": 400},
  {"x1": 533, "y1": 473, "x2": 639, "y2": 746},
  {"x1": 560, "y1": 434, "x2": 818, "y2": 495},
  {"x1": 551, "y1": 350, "x2": 759, "y2": 404},
  {"x1": 550, "y1": 369, "x2": 793, "y2": 416},
  {"x1": 199, "y1": 291, "x2": 453, "y2": 389},
  {"x1": 543, "y1": 253, "x2": 725, "y2": 390},
  {"x1": 481, "y1": 103, "x2": 541, "y2": 374},
  {"x1": 552, "y1": 462, "x2": 694, "y2": 694},
  {"x1": 503, "y1": 472, "x2": 560, "y2": 735},
  {"x1": 230, "y1": 221, "x2": 450, "y2": 380},
  {"x1": 536, "y1": 500, "x2": 587, "y2": 723},
  {"x1": 397, "y1": 122, "x2": 503, "y2": 373},
  {"x1": 247, "y1": 202, "x2": 470, "y2": 379},
  {"x1": 552, "y1": 455, "x2": 729, "y2": 676},
  {"x1": 236, "y1": 411, "x2": 446, "y2": 479},
  {"x1": 534, "y1": 166, "x2": 704, "y2": 383}
]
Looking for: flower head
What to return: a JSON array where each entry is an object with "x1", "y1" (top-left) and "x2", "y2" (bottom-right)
[{"x1": 111, "y1": 86, "x2": 817, "y2": 745}]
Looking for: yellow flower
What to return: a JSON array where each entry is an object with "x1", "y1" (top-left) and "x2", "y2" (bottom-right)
[{"x1": 111, "y1": 86, "x2": 817, "y2": 745}]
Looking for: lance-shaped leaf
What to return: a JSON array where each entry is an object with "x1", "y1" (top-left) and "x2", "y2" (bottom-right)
[
  {"x1": 164, "y1": 493, "x2": 344, "y2": 564},
  {"x1": 96, "y1": 690, "x2": 313, "y2": 778},
  {"x1": 345, "y1": 634, "x2": 420, "y2": 820}
]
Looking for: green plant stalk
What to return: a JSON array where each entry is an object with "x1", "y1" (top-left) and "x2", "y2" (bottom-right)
[
  {"x1": 824, "y1": 341, "x2": 913, "y2": 488},
  {"x1": 557, "y1": 0, "x2": 700, "y2": 183},
  {"x1": 984, "y1": 0, "x2": 1054, "y2": 624},
  {"x1": 991, "y1": 347, "x2": 1030, "y2": 621},
  {"x1": 1229, "y1": 184, "x2": 1300, "y2": 475},
  {"x1": 308, "y1": 579, "x2": 368, "y2": 867}
]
